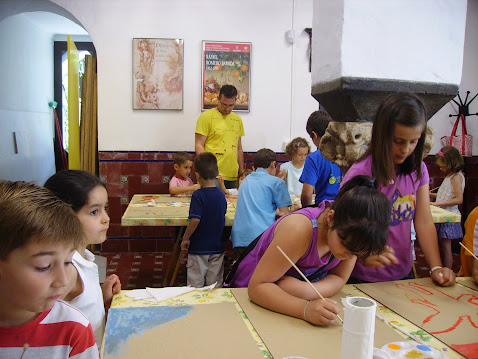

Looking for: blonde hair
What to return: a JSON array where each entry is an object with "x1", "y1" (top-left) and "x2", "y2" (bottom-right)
[
  {"x1": 0, "y1": 181, "x2": 83, "y2": 260},
  {"x1": 285, "y1": 137, "x2": 310, "y2": 157}
]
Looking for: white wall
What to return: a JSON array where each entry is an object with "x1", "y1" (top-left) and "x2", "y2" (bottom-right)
[
  {"x1": 429, "y1": 0, "x2": 478, "y2": 154},
  {"x1": 0, "y1": 14, "x2": 56, "y2": 184},
  {"x1": 51, "y1": 0, "x2": 318, "y2": 153}
]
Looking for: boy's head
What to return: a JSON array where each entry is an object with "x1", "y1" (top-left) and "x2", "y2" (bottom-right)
[
  {"x1": 194, "y1": 152, "x2": 219, "y2": 180},
  {"x1": 253, "y1": 149, "x2": 277, "y2": 171},
  {"x1": 306, "y1": 110, "x2": 333, "y2": 146},
  {"x1": 0, "y1": 181, "x2": 83, "y2": 321},
  {"x1": 173, "y1": 152, "x2": 194, "y2": 179}
]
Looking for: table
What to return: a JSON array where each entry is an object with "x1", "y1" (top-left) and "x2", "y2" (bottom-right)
[
  {"x1": 103, "y1": 278, "x2": 475, "y2": 359},
  {"x1": 121, "y1": 195, "x2": 460, "y2": 286}
]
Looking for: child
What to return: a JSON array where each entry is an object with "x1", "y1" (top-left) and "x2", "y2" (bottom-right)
[
  {"x1": 169, "y1": 152, "x2": 200, "y2": 195},
  {"x1": 430, "y1": 146, "x2": 465, "y2": 269},
  {"x1": 231, "y1": 148, "x2": 295, "y2": 256},
  {"x1": 300, "y1": 111, "x2": 343, "y2": 207},
  {"x1": 280, "y1": 137, "x2": 310, "y2": 195},
  {"x1": 342, "y1": 93, "x2": 455, "y2": 286},
  {"x1": 0, "y1": 181, "x2": 99, "y2": 358},
  {"x1": 218, "y1": 169, "x2": 252, "y2": 196},
  {"x1": 226, "y1": 175, "x2": 391, "y2": 326},
  {"x1": 459, "y1": 206, "x2": 478, "y2": 283},
  {"x1": 44, "y1": 170, "x2": 121, "y2": 350},
  {"x1": 180, "y1": 152, "x2": 227, "y2": 288}
]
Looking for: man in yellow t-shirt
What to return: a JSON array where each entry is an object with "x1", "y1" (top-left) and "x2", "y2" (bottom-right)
[{"x1": 195, "y1": 85, "x2": 245, "y2": 189}]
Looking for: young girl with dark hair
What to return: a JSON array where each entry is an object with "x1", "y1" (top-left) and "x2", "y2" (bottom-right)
[
  {"x1": 430, "y1": 146, "x2": 465, "y2": 269},
  {"x1": 44, "y1": 170, "x2": 121, "y2": 350},
  {"x1": 226, "y1": 175, "x2": 391, "y2": 326},
  {"x1": 342, "y1": 93, "x2": 455, "y2": 286}
]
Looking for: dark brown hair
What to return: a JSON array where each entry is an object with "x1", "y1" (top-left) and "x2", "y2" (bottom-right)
[
  {"x1": 194, "y1": 152, "x2": 219, "y2": 180},
  {"x1": 173, "y1": 151, "x2": 193, "y2": 166},
  {"x1": 366, "y1": 93, "x2": 427, "y2": 186},
  {"x1": 253, "y1": 148, "x2": 276, "y2": 169},
  {"x1": 306, "y1": 110, "x2": 332, "y2": 139}
]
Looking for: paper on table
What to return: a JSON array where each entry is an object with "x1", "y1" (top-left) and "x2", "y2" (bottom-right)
[{"x1": 125, "y1": 283, "x2": 217, "y2": 302}]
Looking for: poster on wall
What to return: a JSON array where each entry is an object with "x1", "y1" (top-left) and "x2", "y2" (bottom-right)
[
  {"x1": 133, "y1": 38, "x2": 183, "y2": 110},
  {"x1": 202, "y1": 41, "x2": 251, "y2": 112}
]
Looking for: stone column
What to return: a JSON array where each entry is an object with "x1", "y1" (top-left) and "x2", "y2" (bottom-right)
[{"x1": 311, "y1": 0, "x2": 467, "y2": 172}]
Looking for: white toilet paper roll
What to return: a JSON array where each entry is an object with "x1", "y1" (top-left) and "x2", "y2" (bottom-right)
[{"x1": 340, "y1": 297, "x2": 377, "y2": 359}]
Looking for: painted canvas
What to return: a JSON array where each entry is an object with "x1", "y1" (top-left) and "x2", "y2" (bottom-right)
[
  {"x1": 355, "y1": 278, "x2": 478, "y2": 358},
  {"x1": 133, "y1": 38, "x2": 183, "y2": 110},
  {"x1": 103, "y1": 303, "x2": 263, "y2": 358}
]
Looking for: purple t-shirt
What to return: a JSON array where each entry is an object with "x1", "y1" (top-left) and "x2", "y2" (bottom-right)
[
  {"x1": 228, "y1": 200, "x2": 341, "y2": 288},
  {"x1": 342, "y1": 155, "x2": 429, "y2": 282}
]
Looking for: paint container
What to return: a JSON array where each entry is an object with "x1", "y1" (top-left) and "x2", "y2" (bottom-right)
[
  {"x1": 373, "y1": 348, "x2": 392, "y2": 359},
  {"x1": 381, "y1": 341, "x2": 448, "y2": 359},
  {"x1": 340, "y1": 297, "x2": 377, "y2": 359}
]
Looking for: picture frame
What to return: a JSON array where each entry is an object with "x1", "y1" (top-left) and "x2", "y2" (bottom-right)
[
  {"x1": 202, "y1": 41, "x2": 251, "y2": 112},
  {"x1": 133, "y1": 38, "x2": 184, "y2": 110}
]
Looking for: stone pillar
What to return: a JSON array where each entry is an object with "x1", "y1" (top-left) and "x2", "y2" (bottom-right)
[{"x1": 311, "y1": 0, "x2": 467, "y2": 171}]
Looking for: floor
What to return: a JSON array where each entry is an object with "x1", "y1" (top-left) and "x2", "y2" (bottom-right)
[{"x1": 96, "y1": 243, "x2": 462, "y2": 289}]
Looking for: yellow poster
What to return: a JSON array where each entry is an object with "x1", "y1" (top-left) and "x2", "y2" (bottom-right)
[{"x1": 67, "y1": 35, "x2": 80, "y2": 169}]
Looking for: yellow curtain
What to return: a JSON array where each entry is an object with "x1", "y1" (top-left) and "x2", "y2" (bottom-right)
[
  {"x1": 80, "y1": 55, "x2": 98, "y2": 174},
  {"x1": 67, "y1": 35, "x2": 80, "y2": 169}
]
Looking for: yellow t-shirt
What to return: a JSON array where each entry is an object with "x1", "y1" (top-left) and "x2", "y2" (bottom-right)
[{"x1": 195, "y1": 108, "x2": 245, "y2": 181}]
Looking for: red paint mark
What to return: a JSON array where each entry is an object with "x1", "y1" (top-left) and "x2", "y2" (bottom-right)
[
  {"x1": 431, "y1": 315, "x2": 478, "y2": 334},
  {"x1": 450, "y1": 342, "x2": 478, "y2": 358}
]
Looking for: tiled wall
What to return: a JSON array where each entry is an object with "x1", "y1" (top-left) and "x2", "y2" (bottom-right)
[
  {"x1": 99, "y1": 151, "x2": 478, "y2": 253},
  {"x1": 99, "y1": 151, "x2": 288, "y2": 252}
]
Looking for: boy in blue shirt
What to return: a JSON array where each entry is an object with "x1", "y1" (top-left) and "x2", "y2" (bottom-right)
[
  {"x1": 300, "y1": 110, "x2": 343, "y2": 207},
  {"x1": 180, "y1": 152, "x2": 227, "y2": 288},
  {"x1": 231, "y1": 148, "x2": 294, "y2": 256}
]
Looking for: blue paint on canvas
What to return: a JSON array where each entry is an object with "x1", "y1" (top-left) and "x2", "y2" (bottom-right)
[{"x1": 104, "y1": 305, "x2": 195, "y2": 357}]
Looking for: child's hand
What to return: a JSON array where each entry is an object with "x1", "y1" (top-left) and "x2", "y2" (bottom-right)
[
  {"x1": 192, "y1": 184, "x2": 201, "y2": 191},
  {"x1": 102, "y1": 274, "x2": 122, "y2": 305},
  {"x1": 305, "y1": 298, "x2": 339, "y2": 326},
  {"x1": 181, "y1": 238, "x2": 190, "y2": 252},
  {"x1": 218, "y1": 176, "x2": 224, "y2": 185},
  {"x1": 361, "y1": 246, "x2": 399, "y2": 268},
  {"x1": 430, "y1": 266, "x2": 456, "y2": 287},
  {"x1": 278, "y1": 169, "x2": 287, "y2": 180}
]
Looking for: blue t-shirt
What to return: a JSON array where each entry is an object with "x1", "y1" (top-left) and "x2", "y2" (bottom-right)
[
  {"x1": 299, "y1": 150, "x2": 342, "y2": 203},
  {"x1": 188, "y1": 187, "x2": 227, "y2": 254},
  {"x1": 231, "y1": 168, "x2": 292, "y2": 248}
]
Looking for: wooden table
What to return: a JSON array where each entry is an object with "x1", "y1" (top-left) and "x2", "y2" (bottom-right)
[
  {"x1": 121, "y1": 195, "x2": 460, "y2": 286},
  {"x1": 103, "y1": 278, "x2": 475, "y2": 359}
]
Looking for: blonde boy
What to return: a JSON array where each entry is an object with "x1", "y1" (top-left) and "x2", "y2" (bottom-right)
[
  {"x1": 169, "y1": 152, "x2": 200, "y2": 195},
  {"x1": 0, "y1": 181, "x2": 99, "y2": 358}
]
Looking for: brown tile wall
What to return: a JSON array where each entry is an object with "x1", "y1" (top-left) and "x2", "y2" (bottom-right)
[
  {"x1": 99, "y1": 150, "x2": 289, "y2": 252},
  {"x1": 100, "y1": 151, "x2": 478, "y2": 253}
]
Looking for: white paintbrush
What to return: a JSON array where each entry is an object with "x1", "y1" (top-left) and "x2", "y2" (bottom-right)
[
  {"x1": 460, "y1": 242, "x2": 478, "y2": 261},
  {"x1": 276, "y1": 245, "x2": 344, "y2": 323}
]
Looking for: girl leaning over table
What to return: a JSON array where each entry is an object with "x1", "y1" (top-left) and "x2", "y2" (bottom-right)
[{"x1": 225, "y1": 175, "x2": 391, "y2": 326}]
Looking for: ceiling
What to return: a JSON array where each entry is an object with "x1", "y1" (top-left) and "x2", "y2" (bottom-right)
[{"x1": 22, "y1": 11, "x2": 88, "y2": 37}]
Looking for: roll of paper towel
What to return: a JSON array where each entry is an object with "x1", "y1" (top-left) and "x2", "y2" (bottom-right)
[{"x1": 340, "y1": 297, "x2": 377, "y2": 359}]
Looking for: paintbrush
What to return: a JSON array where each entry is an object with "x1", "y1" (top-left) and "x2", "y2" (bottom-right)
[
  {"x1": 375, "y1": 314, "x2": 427, "y2": 345},
  {"x1": 460, "y1": 242, "x2": 478, "y2": 261},
  {"x1": 19, "y1": 343, "x2": 29, "y2": 359},
  {"x1": 276, "y1": 245, "x2": 344, "y2": 323}
]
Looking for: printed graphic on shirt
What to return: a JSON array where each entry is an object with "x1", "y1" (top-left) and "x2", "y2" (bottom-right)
[
  {"x1": 391, "y1": 189, "x2": 415, "y2": 226},
  {"x1": 329, "y1": 174, "x2": 342, "y2": 185}
]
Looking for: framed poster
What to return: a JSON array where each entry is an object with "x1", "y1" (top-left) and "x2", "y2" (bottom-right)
[
  {"x1": 133, "y1": 38, "x2": 183, "y2": 110},
  {"x1": 202, "y1": 41, "x2": 251, "y2": 112}
]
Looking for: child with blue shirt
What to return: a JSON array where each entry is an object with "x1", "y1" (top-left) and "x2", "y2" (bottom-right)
[
  {"x1": 180, "y1": 152, "x2": 227, "y2": 288},
  {"x1": 232, "y1": 148, "x2": 295, "y2": 256},
  {"x1": 300, "y1": 111, "x2": 343, "y2": 207}
]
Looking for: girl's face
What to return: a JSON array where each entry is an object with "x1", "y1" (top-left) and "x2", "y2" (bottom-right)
[
  {"x1": 238, "y1": 175, "x2": 246, "y2": 187},
  {"x1": 436, "y1": 157, "x2": 447, "y2": 173},
  {"x1": 328, "y1": 230, "x2": 354, "y2": 260},
  {"x1": 76, "y1": 185, "x2": 110, "y2": 246},
  {"x1": 392, "y1": 123, "x2": 424, "y2": 166},
  {"x1": 292, "y1": 147, "x2": 309, "y2": 165}
]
